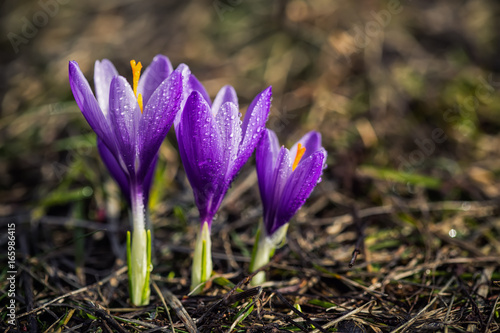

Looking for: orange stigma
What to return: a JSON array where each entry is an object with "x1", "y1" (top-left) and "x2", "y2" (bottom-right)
[
  {"x1": 292, "y1": 143, "x2": 306, "y2": 171},
  {"x1": 130, "y1": 60, "x2": 143, "y2": 113}
]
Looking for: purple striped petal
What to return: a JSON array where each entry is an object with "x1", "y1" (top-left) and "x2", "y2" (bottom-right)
[
  {"x1": 214, "y1": 101, "x2": 241, "y2": 190},
  {"x1": 94, "y1": 59, "x2": 118, "y2": 117},
  {"x1": 173, "y1": 64, "x2": 193, "y2": 128},
  {"x1": 188, "y1": 74, "x2": 211, "y2": 106},
  {"x1": 137, "y1": 69, "x2": 183, "y2": 179},
  {"x1": 69, "y1": 61, "x2": 116, "y2": 155},
  {"x1": 211, "y1": 85, "x2": 238, "y2": 117},
  {"x1": 142, "y1": 153, "x2": 158, "y2": 205},
  {"x1": 108, "y1": 76, "x2": 141, "y2": 175},
  {"x1": 97, "y1": 137, "x2": 130, "y2": 203},
  {"x1": 232, "y1": 86, "x2": 272, "y2": 180},
  {"x1": 273, "y1": 149, "x2": 327, "y2": 234},
  {"x1": 289, "y1": 131, "x2": 322, "y2": 162},
  {"x1": 137, "y1": 55, "x2": 173, "y2": 106},
  {"x1": 264, "y1": 147, "x2": 292, "y2": 235},
  {"x1": 177, "y1": 91, "x2": 223, "y2": 225},
  {"x1": 256, "y1": 129, "x2": 280, "y2": 221}
]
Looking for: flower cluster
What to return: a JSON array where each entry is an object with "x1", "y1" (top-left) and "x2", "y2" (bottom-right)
[{"x1": 69, "y1": 54, "x2": 326, "y2": 304}]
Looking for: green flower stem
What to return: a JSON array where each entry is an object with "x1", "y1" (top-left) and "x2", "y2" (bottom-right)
[
  {"x1": 190, "y1": 221, "x2": 212, "y2": 294},
  {"x1": 127, "y1": 187, "x2": 151, "y2": 306}
]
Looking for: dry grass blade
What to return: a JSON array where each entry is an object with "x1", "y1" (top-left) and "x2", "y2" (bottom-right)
[
  {"x1": 151, "y1": 281, "x2": 176, "y2": 333},
  {"x1": 485, "y1": 296, "x2": 500, "y2": 333},
  {"x1": 17, "y1": 266, "x2": 128, "y2": 319},
  {"x1": 275, "y1": 291, "x2": 329, "y2": 333},
  {"x1": 310, "y1": 301, "x2": 375, "y2": 333},
  {"x1": 444, "y1": 294, "x2": 455, "y2": 333},
  {"x1": 391, "y1": 277, "x2": 456, "y2": 333},
  {"x1": 155, "y1": 282, "x2": 199, "y2": 333},
  {"x1": 226, "y1": 300, "x2": 255, "y2": 333}
]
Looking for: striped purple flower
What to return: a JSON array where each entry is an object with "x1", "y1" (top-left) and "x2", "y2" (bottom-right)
[
  {"x1": 175, "y1": 81, "x2": 272, "y2": 291},
  {"x1": 250, "y1": 129, "x2": 326, "y2": 285},
  {"x1": 68, "y1": 55, "x2": 185, "y2": 305}
]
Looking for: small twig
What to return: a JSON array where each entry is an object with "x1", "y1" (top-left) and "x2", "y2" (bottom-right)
[
  {"x1": 349, "y1": 206, "x2": 365, "y2": 268},
  {"x1": 59, "y1": 323, "x2": 85, "y2": 333},
  {"x1": 93, "y1": 307, "x2": 130, "y2": 333},
  {"x1": 151, "y1": 281, "x2": 175, "y2": 333},
  {"x1": 153, "y1": 280, "x2": 199, "y2": 333},
  {"x1": 224, "y1": 287, "x2": 262, "y2": 305},
  {"x1": 485, "y1": 295, "x2": 500, "y2": 332},
  {"x1": 349, "y1": 249, "x2": 361, "y2": 268}
]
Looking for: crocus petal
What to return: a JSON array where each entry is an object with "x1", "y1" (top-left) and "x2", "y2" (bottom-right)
[
  {"x1": 256, "y1": 129, "x2": 280, "y2": 219},
  {"x1": 94, "y1": 59, "x2": 118, "y2": 117},
  {"x1": 215, "y1": 102, "x2": 242, "y2": 170},
  {"x1": 289, "y1": 131, "x2": 322, "y2": 162},
  {"x1": 211, "y1": 85, "x2": 238, "y2": 117},
  {"x1": 97, "y1": 137, "x2": 130, "y2": 203},
  {"x1": 233, "y1": 86, "x2": 272, "y2": 180},
  {"x1": 108, "y1": 76, "x2": 141, "y2": 175},
  {"x1": 142, "y1": 153, "x2": 158, "y2": 205},
  {"x1": 177, "y1": 91, "x2": 223, "y2": 224},
  {"x1": 211, "y1": 101, "x2": 242, "y2": 208},
  {"x1": 173, "y1": 64, "x2": 193, "y2": 128},
  {"x1": 69, "y1": 61, "x2": 116, "y2": 154},
  {"x1": 188, "y1": 74, "x2": 211, "y2": 106},
  {"x1": 273, "y1": 149, "x2": 327, "y2": 234},
  {"x1": 137, "y1": 55, "x2": 173, "y2": 106},
  {"x1": 264, "y1": 147, "x2": 292, "y2": 236},
  {"x1": 137, "y1": 69, "x2": 183, "y2": 179}
]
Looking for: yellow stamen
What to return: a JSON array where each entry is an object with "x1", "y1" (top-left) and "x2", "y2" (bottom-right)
[
  {"x1": 292, "y1": 143, "x2": 306, "y2": 171},
  {"x1": 130, "y1": 60, "x2": 144, "y2": 113},
  {"x1": 137, "y1": 94, "x2": 143, "y2": 113}
]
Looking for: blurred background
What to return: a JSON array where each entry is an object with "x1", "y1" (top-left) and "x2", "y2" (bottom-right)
[{"x1": 1, "y1": 0, "x2": 500, "y2": 301}]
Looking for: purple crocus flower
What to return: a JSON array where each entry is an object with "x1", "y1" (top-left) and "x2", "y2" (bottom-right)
[
  {"x1": 69, "y1": 55, "x2": 183, "y2": 205},
  {"x1": 175, "y1": 83, "x2": 272, "y2": 291},
  {"x1": 68, "y1": 55, "x2": 184, "y2": 305},
  {"x1": 250, "y1": 129, "x2": 327, "y2": 285}
]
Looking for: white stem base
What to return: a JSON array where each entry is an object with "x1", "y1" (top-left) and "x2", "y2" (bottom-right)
[
  {"x1": 249, "y1": 222, "x2": 289, "y2": 286},
  {"x1": 190, "y1": 221, "x2": 212, "y2": 294},
  {"x1": 249, "y1": 229, "x2": 275, "y2": 286},
  {"x1": 128, "y1": 229, "x2": 151, "y2": 306}
]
